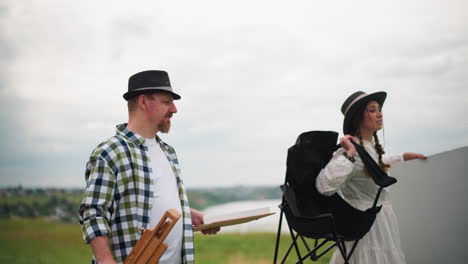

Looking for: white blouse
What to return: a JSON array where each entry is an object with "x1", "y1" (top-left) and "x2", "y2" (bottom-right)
[
  {"x1": 316, "y1": 137, "x2": 404, "y2": 211},
  {"x1": 315, "y1": 137, "x2": 407, "y2": 264}
]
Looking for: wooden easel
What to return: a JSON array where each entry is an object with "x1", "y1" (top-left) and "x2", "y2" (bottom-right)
[{"x1": 124, "y1": 209, "x2": 181, "y2": 264}]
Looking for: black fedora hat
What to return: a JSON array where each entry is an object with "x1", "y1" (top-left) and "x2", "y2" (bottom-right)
[
  {"x1": 123, "y1": 70, "x2": 181, "y2": 101},
  {"x1": 341, "y1": 91, "x2": 387, "y2": 135}
]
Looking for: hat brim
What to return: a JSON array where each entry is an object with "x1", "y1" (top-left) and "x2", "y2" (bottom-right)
[
  {"x1": 343, "y1": 91, "x2": 387, "y2": 135},
  {"x1": 123, "y1": 88, "x2": 181, "y2": 101}
]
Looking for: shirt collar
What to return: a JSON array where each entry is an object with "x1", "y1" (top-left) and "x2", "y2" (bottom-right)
[
  {"x1": 116, "y1": 123, "x2": 166, "y2": 151},
  {"x1": 115, "y1": 123, "x2": 147, "y2": 147}
]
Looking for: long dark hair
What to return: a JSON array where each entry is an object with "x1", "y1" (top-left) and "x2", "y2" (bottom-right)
[{"x1": 349, "y1": 104, "x2": 390, "y2": 172}]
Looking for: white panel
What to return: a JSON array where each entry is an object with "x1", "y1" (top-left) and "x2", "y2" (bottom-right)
[{"x1": 392, "y1": 146, "x2": 468, "y2": 263}]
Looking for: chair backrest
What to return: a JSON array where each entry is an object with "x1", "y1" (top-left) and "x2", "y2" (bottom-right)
[
  {"x1": 285, "y1": 131, "x2": 339, "y2": 216},
  {"x1": 284, "y1": 130, "x2": 398, "y2": 240}
]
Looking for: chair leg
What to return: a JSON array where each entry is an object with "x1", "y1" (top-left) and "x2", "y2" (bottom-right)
[
  {"x1": 273, "y1": 209, "x2": 285, "y2": 264},
  {"x1": 334, "y1": 239, "x2": 350, "y2": 264},
  {"x1": 298, "y1": 238, "x2": 328, "y2": 262},
  {"x1": 341, "y1": 240, "x2": 348, "y2": 256},
  {"x1": 280, "y1": 239, "x2": 294, "y2": 264},
  {"x1": 345, "y1": 240, "x2": 360, "y2": 263},
  {"x1": 311, "y1": 239, "x2": 319, "y2": 260},
  {"x1": 288, "y1": 226, "x2": 304, "y2": 264},
  {"x1": 299, "y1": 235, "x2": 311, "y2": 252},
  {"x1": 313, "y1": 241, "x2": 336, "y2": 260}
]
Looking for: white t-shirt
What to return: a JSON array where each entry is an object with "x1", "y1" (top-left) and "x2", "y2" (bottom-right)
[{"x1": 145, "y1": 138, "x2": 183, "y2": 264}]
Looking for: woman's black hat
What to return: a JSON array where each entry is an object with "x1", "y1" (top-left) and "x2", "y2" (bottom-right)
[{"x1": 341, "y1": 91, "x2": 387, "y2": 135}]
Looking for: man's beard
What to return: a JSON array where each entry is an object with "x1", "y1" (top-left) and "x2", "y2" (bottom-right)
[{"x1": 158, "y1": 119, "x2": 171, "y2": 133}]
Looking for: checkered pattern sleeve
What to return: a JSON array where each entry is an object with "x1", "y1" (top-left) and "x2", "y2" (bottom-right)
[{"x1": 79, "y1": 154, "x2": 117, "y2": 244}]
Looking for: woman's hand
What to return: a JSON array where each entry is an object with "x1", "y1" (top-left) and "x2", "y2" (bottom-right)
[
  {"x1": 190, "y1": 208, "x2": 220, "y2": 235},
  {"x1": 340, "y1": 135, "x2": 356, "y2": 157},
  {"x1": 403, "y1": 152, "x2": 427, "y2": 161}
]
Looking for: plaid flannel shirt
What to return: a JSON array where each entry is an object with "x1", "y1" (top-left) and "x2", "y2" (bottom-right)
[{"x1": 79, "y1": 123, "x2": 194, "y2": 263}]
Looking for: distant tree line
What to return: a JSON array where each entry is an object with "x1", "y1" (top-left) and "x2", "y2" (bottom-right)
[
  {"x1": 0, "y1": 185, "x2": 281, "y2": 222},
  {"x1": 0, "y1": 186, "x2": 83, "y2": 222}
]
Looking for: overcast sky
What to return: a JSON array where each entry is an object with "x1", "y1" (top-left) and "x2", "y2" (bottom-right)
[{"x1": 1, "y1": 0, "x2": 467, "y2": 188}]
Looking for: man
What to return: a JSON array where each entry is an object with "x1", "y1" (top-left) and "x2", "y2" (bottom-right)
[{"x1": 79, "y1": 70, "x2": 219, "y2": 264}]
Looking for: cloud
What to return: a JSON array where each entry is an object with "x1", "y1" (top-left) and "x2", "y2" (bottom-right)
[
  {"x1": 0, "y1": 3, "x2": 13, "y2": 93},
  {"x1": 1, "y1": 0, "x2": 468, "y2": 188}
]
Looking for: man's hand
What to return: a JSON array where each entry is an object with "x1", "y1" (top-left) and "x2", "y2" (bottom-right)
[{"x1": 190, "y1": 208, "x2": 220, "y2": 235}]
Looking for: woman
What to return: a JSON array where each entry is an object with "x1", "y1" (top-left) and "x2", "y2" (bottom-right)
[{"x1": 316, "y1": 91, "x2": 427, "y2": 264}]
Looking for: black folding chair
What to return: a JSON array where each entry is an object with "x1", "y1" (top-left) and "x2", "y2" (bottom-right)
[{"x1": 273, "y1": 131, "x2": 396, "y2": 264}]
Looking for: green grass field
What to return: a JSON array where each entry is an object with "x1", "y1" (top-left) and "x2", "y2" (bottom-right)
[{"x1": 0, "y1": 218, "x2": 332, "y2": 263}]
